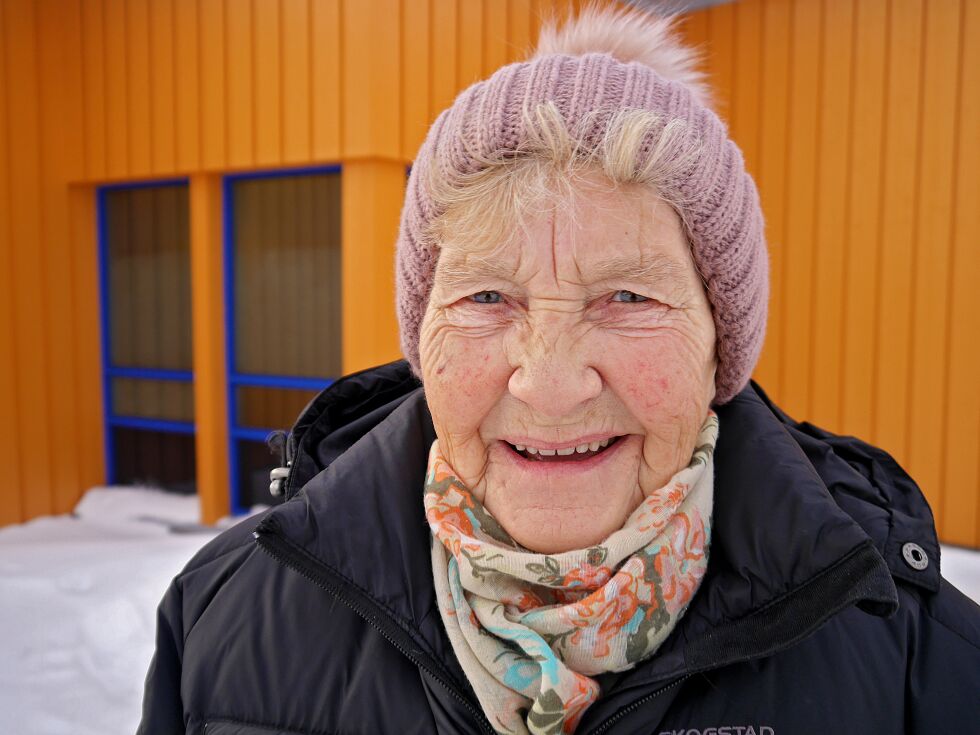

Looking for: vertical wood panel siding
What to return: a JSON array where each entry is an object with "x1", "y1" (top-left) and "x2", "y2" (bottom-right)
[
  {"x1": 150, "y1": 0, "x2": 177, "y2": 173},
  {"x1": 908, "y1": 0, "x2": 961, "y2": 525},
  {"x1": 0, "y1": 0, "x2": 22, "y2": 528},
  {"x1": 841, "y1": 0, "x2": 887, "y2": 442},
  {"x1": 876, "y1": 0, "x2": 923, "y2": 491},
  {"x1": 68, "y1": 186, "x2": 106, "y2": 515},
  {"x1": 311, "y1": 0, "x2": 341, "y2": 161},
  {"x1": 1, "y1": 0, "x2": 977, "y2": 544},
  {"x1": 942, "y1": 0, "x2": 980, "y2": 545},
  {"x1": 40, "y1": 0, "x2": 84, "y2": 513},
  {"x1": 188, "y1": 174, "x2": 230, "y2": 523},
  {"x1": 174, "y1": 0, "x2": 201, "y2": 171},
  {"x1": 684, "y1": 0, "x2": 980, "y2": 546},
  {"x1": 282, "y1": 0, "x2": 312, "y2": 163},
  {"x1": 4, "y1": 0, "x2": 54, "y2": 524}
]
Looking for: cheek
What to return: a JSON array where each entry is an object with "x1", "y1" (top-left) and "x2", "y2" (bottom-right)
[
  {"x1": 430, "y1": 340, "x2": 499, "y2": 391},
  {"x1": 619, "y1": 355, "x2": 670, "y2": 415},
  {"x1": 608, "y1": 338, "x2": 709, "y2": 416},
  {"x1": 422, "y1": 328, "x2": 511, "y2": 425}
]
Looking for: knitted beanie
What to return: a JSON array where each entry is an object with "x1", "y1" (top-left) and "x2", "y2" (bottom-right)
[{"x1": 394, "y1": 5, "x2": 768, "y2": 405}]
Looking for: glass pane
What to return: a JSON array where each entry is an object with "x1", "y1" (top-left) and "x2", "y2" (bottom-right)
[
  {"x1": 236, "y1": 386, "x2": 319, "y2": 430},
  {"x1": 232, "y1": 173, "x2": 341, "y2": 378},
  {"x1": 111, "y1": 378, "x2": 194, "y2": 422},
  {"x1": 236, "y1": 439, "x2": 287, "y2": 509},
  {"x1": 105, "y1": 184, "x2": 192, "y2": 370},
  {"x1": 112, "y1": 427, "x2": 196, "y2": 494}
]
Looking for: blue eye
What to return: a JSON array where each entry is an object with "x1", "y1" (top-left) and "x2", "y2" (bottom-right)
[
  {"x1": 470, "y1": 290, "x2": 503, "y2": 304},
  {"x1": 612, "y1": 290, "x2": 649, "y2": 303}
]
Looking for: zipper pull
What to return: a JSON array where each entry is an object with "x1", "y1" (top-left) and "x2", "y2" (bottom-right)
[{"x1": 265, "y1": 429, "x2": 292, "y2": 498}]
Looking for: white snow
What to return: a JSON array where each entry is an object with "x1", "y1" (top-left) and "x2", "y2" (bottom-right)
[
  {"x1": 0, "y1": 487, "x2": 267, "y2": 735},
  {"x1": 941, "y1": 544, "x2": 980, "y2": 605},
  {"x1": 0, "y1": 486, "x2": 977, "y2": 735}
]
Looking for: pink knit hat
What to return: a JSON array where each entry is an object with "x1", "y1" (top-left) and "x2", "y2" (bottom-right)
[{"x1": 394, "y1": 6, "x2": 768, "y2": 405}]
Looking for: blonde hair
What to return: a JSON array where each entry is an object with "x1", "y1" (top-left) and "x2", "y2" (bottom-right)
[{"x1": 423, "y1": 100, "x2": 702, "y2": 260}]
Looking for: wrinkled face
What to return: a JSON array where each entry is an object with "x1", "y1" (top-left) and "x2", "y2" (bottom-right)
[{"x1": 419, "y1": 177, "x2": 717, "y2": 553}]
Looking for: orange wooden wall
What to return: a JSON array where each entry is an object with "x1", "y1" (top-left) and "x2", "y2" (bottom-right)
[
  {"x1": 0, "y1": 0, "x2": 585, "y2": 526},
  {"x1": 1, "y1": 0, "x2": 977, "y2": 546},
  {"x1": 681, "y1": 0, "x2": 980, "y2": 547}
]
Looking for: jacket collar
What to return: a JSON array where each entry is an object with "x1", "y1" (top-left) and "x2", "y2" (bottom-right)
[{"x1": 260, "y1": 366, "x2": 909, "y2": 690}]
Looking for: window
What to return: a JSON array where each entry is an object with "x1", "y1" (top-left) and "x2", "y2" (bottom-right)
[
  {"x1": 224, "y1": 168, "x2": 342, "y2": 511},
  {"x1": 98, "y1": 181, "x2": 195, "y2": 492}
]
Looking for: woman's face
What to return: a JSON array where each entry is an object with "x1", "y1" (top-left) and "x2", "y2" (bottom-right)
[{"x1": 419, "y1": 177, "x2": 717, "y2": 553}]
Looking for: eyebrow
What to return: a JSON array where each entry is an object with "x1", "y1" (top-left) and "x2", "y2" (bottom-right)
[
  {"x1": 585, "y1": 254, "x2": 690, "y2": 287},
  {"x1": 435, "y1": 256, "x2": 519, "y2": 291}
]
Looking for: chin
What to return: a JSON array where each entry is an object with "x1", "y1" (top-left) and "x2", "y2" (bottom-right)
[{"x1": 505, "y1": 516, "x2": 618, "y2": 554}]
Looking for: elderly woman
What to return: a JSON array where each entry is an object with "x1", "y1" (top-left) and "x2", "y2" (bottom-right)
[{"x1": 139, "y1": 7, "x2": 978, "y2": 735}]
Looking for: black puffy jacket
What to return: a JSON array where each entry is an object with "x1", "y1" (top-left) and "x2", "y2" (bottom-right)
[{"x1": 137, "y1": 361, "x2": 980, "y2": 735}]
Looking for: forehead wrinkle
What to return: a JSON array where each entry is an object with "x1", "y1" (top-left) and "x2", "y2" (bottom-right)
[
  {"x1": 546, "y1": 203, "x2": 598, "y2": 292},
  {"x1": 553, "y1": 213, "x2": 690, "y2": 293},
  {"x1": 549, "y1": 210, "x2": 559, "y2": 289},
  {"x1": 552, "y1": 187, "x2": 642, "y2": 286}
]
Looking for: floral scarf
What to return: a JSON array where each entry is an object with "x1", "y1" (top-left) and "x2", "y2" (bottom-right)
[{"x1": 424, "y1": 411, "x2": 719, "y2": 735}]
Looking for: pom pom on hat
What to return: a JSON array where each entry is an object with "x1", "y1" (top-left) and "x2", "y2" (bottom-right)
[{"x1": 534, "y1": 2, "x2": 712, "y2": 109}]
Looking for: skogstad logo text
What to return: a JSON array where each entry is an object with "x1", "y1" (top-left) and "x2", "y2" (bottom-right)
[{"x1": 658, "y1": 727, "x2": 774, "y2": 735}]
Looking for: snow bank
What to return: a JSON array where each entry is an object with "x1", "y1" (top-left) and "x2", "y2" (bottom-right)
[{"x1": 0, "y1": 487, "x2": 266, "y2": 735}]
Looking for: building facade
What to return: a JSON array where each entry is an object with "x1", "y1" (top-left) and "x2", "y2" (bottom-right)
[{"x1": 1, "y1": 0, "x2": 978, "y2": 547}]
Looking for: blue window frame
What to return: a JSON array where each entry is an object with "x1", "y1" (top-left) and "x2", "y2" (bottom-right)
[{"x1": 223, "y1": 166, "x2": 342, "y2": 514}]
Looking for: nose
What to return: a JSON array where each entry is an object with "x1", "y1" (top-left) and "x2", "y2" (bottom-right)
[{"x1": 507, "y1": 322, "x2": 602, "y2": 419}]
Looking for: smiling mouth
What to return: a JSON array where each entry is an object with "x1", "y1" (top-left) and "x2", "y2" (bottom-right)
[{"x1": 506, "y1": 436, "x2": 624, "y2": 462}]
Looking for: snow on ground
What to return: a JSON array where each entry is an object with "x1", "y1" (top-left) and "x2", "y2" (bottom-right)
[
  {"x1": 941, "y1": 544, "x2": 980, "y2": 605},
  {"x1": 1, "y1": 487, "x2": 978, "y2": 735},
  {"x1": 0, "y1": 487, "x2": 268, "y2": 735}
]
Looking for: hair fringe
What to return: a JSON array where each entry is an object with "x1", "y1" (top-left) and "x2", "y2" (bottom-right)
[{"x1": 423, "y1": 101, "x2": 703, "y2": 260}]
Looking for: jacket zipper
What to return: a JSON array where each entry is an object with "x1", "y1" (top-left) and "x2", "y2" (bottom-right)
[
  {"x1": 584, "y1": 674, "x2": 692, "y2": 734},
  {"x1": 252, "y1": 523, "x2": 496, "y2": 735}
]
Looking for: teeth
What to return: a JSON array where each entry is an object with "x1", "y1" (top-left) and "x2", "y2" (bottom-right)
[{"x1": 514, "y1": 437, "x2": 618, "y2": 457}]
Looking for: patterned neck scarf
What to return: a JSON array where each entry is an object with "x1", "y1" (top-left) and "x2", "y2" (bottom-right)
[{"x1": 424, "y1": 411, "x2": 718, "y2": 735}]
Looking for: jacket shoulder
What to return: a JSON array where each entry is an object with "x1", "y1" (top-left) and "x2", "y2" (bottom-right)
[
  {"x1": 915, "y1": 572, "x2": 980, "y2": 649},
  {"x1": 744, "y1": 380, "x2": 945, "y2": 596},
  {"x1": 174, "y1": 509, "x2": 272, "y2": 584},
  {"x1": 891, "y1": 576, "x2": 980, "y2": 732},
  {"x1": 138, "y1": 511, "x2": 275, "y2": 734}
]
